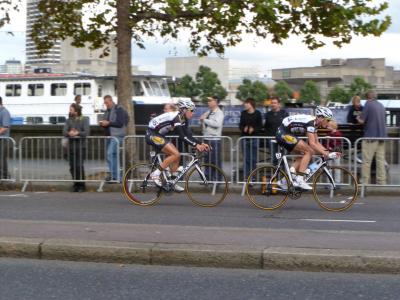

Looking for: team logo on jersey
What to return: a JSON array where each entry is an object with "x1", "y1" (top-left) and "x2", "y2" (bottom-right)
[
  {"x1": 151, "y1": 136, "x2": 165, "y2": 145},
  {"x1": 283, "y1": 135, "x2": 297, "y2": 144}
]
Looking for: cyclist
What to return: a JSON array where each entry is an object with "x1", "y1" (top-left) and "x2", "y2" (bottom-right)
[
  {"x1": 275, "y1": 106, "x2": 340, "y2": 190},
  {"x1": 146, "y1": 99, "x2": 210, "y2": 191}
]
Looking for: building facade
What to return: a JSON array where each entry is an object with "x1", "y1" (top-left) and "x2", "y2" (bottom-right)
[{"x1": 272, "y1": 58, "x2": 400, "y2": 100}]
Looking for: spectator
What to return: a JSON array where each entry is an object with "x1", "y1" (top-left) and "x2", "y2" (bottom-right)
[
  {"x1": 357, "y1": 91, "x2": 387, "y2": 185},
  {"x1": 99, "y1": 95, "x2": 128, "y2": 182},
  {"x1": 264, "y1": 97, "x2": 289, "y2": 164},
  {"x1": 347, "y1": 95, "x2": 363, "y2": 124},
  {"x1": 200, "y1": 95, "x2": 225, "y2": 180},
  {"x1": 0, "y1": 96, "x2": 11, "y2": 180},
  {"x1": 239, "y1": 97, "x2": 263, "y2": 180},
  {"x1": 63, "y1": 103, "x2": 90, "y2": 192},
  {"x1": 74, "y1": 95, "x2": 82, "y2": 107}
]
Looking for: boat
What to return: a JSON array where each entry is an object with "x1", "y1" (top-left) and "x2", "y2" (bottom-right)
[{"x1": 0, "y1": 72, "x2": 173, "y2": 125}]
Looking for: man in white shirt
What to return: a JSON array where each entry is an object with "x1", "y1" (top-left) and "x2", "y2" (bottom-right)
[{"x1": 200, "y1": 96, "x2": 225, "y2": 180}]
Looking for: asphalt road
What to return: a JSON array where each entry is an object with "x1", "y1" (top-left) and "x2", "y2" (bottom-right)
[
  {"x1": 1, "y1": 258, "x2": 399, "y2": 300},
  {"x1": 0, "y1": 191, "x2": 399, "y2": 233}
]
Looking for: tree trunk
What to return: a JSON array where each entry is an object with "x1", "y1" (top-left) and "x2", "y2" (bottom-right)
[{"x1": 117, "y1": 0, "x2": 136, "y2": 166}]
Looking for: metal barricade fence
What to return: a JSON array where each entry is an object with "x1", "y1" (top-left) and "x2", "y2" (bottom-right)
[
  {"x1": 19, "y1": 136, "x2": 120, "y2": 192},
  {"x1": 0, "y1": 137, "x2": 17, "y2": 183},
  {"x1": 236, "y1": 136, "x2": 352, "y2": 194},
  {"x1": 123, "y1": 135, "x2": 234, "y2": 182},
  {"x1": 354, "y1": 137, "x2": 400, "y2": 197}
]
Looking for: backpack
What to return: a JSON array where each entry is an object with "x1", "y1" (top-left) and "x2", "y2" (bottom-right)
[{"x1": 117, "y1": 105, "x2": 130, "y2": 126}]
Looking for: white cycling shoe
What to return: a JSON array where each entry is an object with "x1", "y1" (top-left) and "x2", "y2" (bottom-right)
[
  {"x1": 150, "y1": 172, "x2": 163, "y2": 187},
  {"x1": 293, "y1": 176, "x2": 312, "y2": 190},
  {"x1": 174, "y1": 184, "x2": 185, "y2": 193}
]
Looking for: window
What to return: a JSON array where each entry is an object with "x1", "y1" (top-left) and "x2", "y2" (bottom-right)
[
  {"x1": 5, "y1": 84, "x2": 21, "y2": 97},
  {"x1": 150, "y1": 81, "x2": 162, "y2": 96},
  {"x1": 143, "y1": 81, "x2": 153, "y2": 96},
  {"x1": 74, "y1": 83, "x2": 91, "y2": 96},
  {"x1": 97, "y1": 85, "x2": 102, "y2": 97},
  {"x1": 51, "y1": 83, "x2": 67, "y2": 96},
  {"x1": 28, "y1": 84, "x2": 44, "y2": 96},
  {"x1": 160, "y1": 81, "x2": 170, "y2": 97},
  {"x1": 133, "y1": 81, "x2": 144, "y2": 96}
]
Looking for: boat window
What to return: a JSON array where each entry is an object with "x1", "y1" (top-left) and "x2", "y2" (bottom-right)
[
  {"x1": 150, "y1": 81, "x2": 162, "y2": 96},
  {"x1": 5, "y1": 84, "x2": 21, "y2": 97},
  {"x1": 143, "y1": 81, "x2": 153, "y2": 96},
  {"x1": 97, "y1": 85, "x2": 102, "y2": 97},
  {"x1": 28, "y1": 84, "x2": 44, "y2": 96},
  {"x1": 133, "y1": 81, "x2": 144, "y2": 96},
  {"x1": 74, "y1": 83, "x2": 91, "y2": 96},
  {"x1": 160, "y1": 81, "x2": 170, "y2": 97},
  {"x1": 51, "y1": 83, "x2": 67, "y2": 96}
]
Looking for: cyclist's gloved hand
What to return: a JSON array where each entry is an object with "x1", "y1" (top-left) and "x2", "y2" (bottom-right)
[{"x1": 328, "y1": 152, "x2": 341, "y2": 160}]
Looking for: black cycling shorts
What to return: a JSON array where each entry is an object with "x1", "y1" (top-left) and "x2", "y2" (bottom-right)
[
  {"x1": 145, "y1": 131, "x2": 170, "y2": 151},
  {"x1": 275, "y1": 128, "x2": 299, "y2": 152}
]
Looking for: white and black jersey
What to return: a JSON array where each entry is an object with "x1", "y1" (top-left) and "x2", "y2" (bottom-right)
[
  {"x1": 279, "y1": 114, "x2": 316, "y2": 135},
  {"x1": 147, "y1": 111, "x2": 199, "y2": 147}
]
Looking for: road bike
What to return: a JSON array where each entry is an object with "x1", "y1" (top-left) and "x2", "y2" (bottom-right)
[
  {"x1": 245, "y1": 150, "x2": 358, "y2": 212},
  {"x1": 122, "y1": 149, "x2": 229, "y2": 207}
]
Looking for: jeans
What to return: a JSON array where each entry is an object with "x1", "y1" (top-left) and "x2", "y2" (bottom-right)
[
  {"x1": 204, "y1": 139, "x2": 222, "y2": 181},
  {"x1": 107, "y1": 136, "x2": 123, "y2": 181},
  {"x1": 0, "y1": 138, "x2": 9, "y2": 179},
  {"x1": 242, "y1": 138, "x2": 258, "y2": 180},
  {"x1": 68, "y1": 140, "x2": 86, "y2": 188}
]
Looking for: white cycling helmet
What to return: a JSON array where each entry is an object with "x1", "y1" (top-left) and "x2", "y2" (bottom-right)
[
  {"x1": 177, "y1": 98, "x2": 196, "y2": 111},
  {"x1": 315, "y1": 106, "x2": 334, "y2": 120}
]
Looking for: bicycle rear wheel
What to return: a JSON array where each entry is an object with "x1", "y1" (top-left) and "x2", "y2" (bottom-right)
[
  {"x1": 312, "y1": 166, "x2": 358, "y2": 212},
  {"x1": 245, "y1": 165, "x2": 290, "y2": 210},
  {"x1": 122, "y1": 163, "x2": 163, "y2": 206},
  {"x1": 185, "y1": 163, "x2": 228, "y2": 207}
]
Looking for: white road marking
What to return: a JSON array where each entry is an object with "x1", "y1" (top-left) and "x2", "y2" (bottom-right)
[
  {"x1": 0, "y1": 194, "x2": 28, "y2": 198},
  {"x1": 34, "y1": 192, "x2": 48, "y2": 194},
  {"x1": 302, "y1": 219, "x2": 376, "y2": 223}
]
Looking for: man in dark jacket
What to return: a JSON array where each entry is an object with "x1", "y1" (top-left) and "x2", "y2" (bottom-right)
[{"x1": 264, "y1": 97, "x2": 288, "y2": 164}]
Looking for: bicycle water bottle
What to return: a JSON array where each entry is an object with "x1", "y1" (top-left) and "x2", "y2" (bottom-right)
[{"x1": 308, "y1": 161, "x2": 319, "y2": 173}]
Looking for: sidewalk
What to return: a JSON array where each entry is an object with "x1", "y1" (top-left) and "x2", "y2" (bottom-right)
[{"x1": 1, "y1": 218, "x2": 400, "y2": 274}]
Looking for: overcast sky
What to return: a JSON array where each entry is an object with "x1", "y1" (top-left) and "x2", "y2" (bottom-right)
[{"x1": 1, "y1": 0, "x2": 399, "y2": 75}]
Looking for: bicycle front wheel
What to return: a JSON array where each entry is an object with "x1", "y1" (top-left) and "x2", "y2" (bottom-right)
[
  {"x1": 185, "y1": 163, "x2": 228, "y2": 207},
  {"x1": 122, "y1": 163, "x2": 163, "y2": 206},
  {"x1": 313, "y1": 166, "x2": 358, "y2": 212},
  {"x1": 245, "y1": 165, "x2": 290, "y2": 210}
]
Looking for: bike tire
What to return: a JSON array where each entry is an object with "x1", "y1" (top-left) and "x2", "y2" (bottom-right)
[
  {"x1": 122, "y1": 163, "x2": 163, "y2": 206},
  {"x1": 185, "y1": 163, "x2": 229, "y2": 207},
  {"x1": 245, "y1": 165, "x2": 290, "y2": 210},
  {"x1": 312, "y1": 166, "x2": 358, "y2": 212}
]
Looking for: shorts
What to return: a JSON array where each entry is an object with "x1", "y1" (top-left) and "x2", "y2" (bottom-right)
[
  {"x1": 145, "y1": 130, "x2": 170, "y2": 151},
  {"x1": 275, "y1": 128, "x2": 299, "y2": 152}
]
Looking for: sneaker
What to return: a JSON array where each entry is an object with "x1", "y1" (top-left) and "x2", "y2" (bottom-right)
[
  {"x1": 150, "y1": 172, "x2": 162, "y2": 187},
  {"x1": 174, "y1": 184, "x2": 185, "y2": 193},
  {"x1": 276, "y1": 179, "x2": 288, "y2": 190},
  {"x1": 293, "y1": 176, "x2": 312, "y2": 190}
]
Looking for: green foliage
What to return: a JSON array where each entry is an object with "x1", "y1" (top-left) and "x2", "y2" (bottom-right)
[
  {"x1": 300, "y1": 80, "x2": 320, "y2": 104},
  {"x1": 236, "y1": 79, "x2": 269, "y2": 103},
  {"x1": 273, "y1": 81, "x2": 293, "y2": 102},
  {"x1": 21, "y1": 0, "x2": 391, "y2": 57},
  {"x1": 0, "y1": 0, "x2": 21, "y2": 28},
  {"x1": 348, "y1": 76, "x2": 373, "y2": 98},
  {"x1": 170, "y1": 75, "x2": 199, "y2": 99},
  {"x1": 195, "y1": 66, "x2": 227, "y2": 103},
  {"x1": 327, "y1": 86, "x2": 350, "y2": 104}
]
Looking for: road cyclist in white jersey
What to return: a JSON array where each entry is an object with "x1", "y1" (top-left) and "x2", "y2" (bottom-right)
[
  {"x1": 275, "y1": 106, "x2": 341, "y2": 190},
  {"x1": 145, "y1": 99, "x2": 210, "y2": 192}
]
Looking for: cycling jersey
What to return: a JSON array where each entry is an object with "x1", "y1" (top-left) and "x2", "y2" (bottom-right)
[
  {"x1": 146, "y1": 111, "x2": 200, "y2": 150},
  {"x1": 280, "y1": 114, "x2": 316, "y2": 135}
]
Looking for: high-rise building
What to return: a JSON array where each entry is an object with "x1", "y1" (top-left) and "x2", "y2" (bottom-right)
[{"x1": 26, "y1": 0, "x2": 62, "y2": 67}]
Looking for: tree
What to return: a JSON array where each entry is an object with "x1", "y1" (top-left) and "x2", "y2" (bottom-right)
[
  {"x1": 300, "y1": 80, "x2": 320, "y2": 104},
  {"x1": 195, "y1": 66, "x2": 227, "y2": 103},
  {"x1": 236, "y1": 79, "x2": 269, "y2": 103},
  {"x1": 170, "y1": 75, "x2": 199, "y2": 100},
  {"x1": 349, "y1": 76, "x2": 373, "y2": 98},
  {"x1": 327, "y1": 86, "x2": 350, "y2": 104},
  {"x1": 273, "y1": 81, "x2": 293, "y2": 102}
]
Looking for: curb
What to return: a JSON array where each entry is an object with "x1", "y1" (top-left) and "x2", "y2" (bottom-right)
[{"x1": 2, "y1": 237, "x2": 400, "y2": 273}]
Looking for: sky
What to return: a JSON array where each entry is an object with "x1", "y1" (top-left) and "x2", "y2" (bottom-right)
[{"x1": 1, "y1": 0, "x2": 399, "y2": 76}]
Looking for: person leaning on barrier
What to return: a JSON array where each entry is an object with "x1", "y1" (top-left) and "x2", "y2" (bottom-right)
[
  {"x1": 200, "y1": 95, "x2": 225, "y2": 180},
  {"x1": 356, "y1": 90, "x2": 387, "y2": 185},
  {"x1": 63, "y1": 103, "x2": 90, "y2": 192},
  {"x1": 0, "y1": 96, "x2": 11, "y2": 180},
  {"x1": 99, "y1": 95, "x2": 128, "y2": 182}
]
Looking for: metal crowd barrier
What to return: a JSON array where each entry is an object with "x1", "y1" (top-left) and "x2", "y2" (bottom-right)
[
  {"x1": 19, "y1": 136, "x2": 120, "y2": 192},
  {"x1": 0, "y1": 137, "x2": 17, "y2": 183},
  {"x1": 354, "y1": 137, "x2": 400, "y2": 197},
  {"x1": 235, "y1": 136, "x2": 352, "y2": 195},
  {"x1": 123, "y1": 135, "x2": 234, "y2": 183}
]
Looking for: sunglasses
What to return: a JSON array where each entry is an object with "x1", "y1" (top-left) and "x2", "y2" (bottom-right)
[{"x1": 187, "y1": 109, "x2": 195, "y2": 113}]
